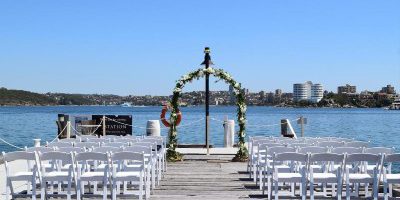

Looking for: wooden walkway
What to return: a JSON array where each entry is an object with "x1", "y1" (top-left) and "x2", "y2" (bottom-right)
[{"x1": 151, "y1": 155, "x2": 264, "y2": 200}]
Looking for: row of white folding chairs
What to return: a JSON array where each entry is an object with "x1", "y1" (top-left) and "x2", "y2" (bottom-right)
[
  {"x1": 253, "y1": 145, "x2": 394, "y2": 188},
  {"x1": 248, "y1": 137, "x2": 369, "y2": 175},
  {"x1": 44, "y1": 138, "x2": 166, "y2": 187},
  {"x1": 47, "y1": 136, "x2": 167, "y2": 173},
  {"x1": 2, "y1": 144, "x2": 163, "y2": 200},
  {"x1": 255, "y1": 146, "x2": 398, "y2": 200},
  {"x1": 264, "y1": 151, "x2": 400, "y2": 200}
]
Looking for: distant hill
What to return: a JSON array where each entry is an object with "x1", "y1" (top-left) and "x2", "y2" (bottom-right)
[{"x1": 0, "y1": 87, "x2": 57, "y2": 106}]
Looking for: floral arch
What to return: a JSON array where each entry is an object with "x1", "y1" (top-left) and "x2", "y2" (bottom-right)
[{"x1": 167, "y1": 67, "x2": 248, "y2": 162}]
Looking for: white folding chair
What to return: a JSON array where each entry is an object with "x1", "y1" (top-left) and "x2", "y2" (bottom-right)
[
  {"x1": 135, "y1": 141, "x2": 161, "y2": 186},
  {"x1": 141, "y1": 137, "x2": 167, "y2": 174},
  {"x1": 75, "y1": 152, "x2": 110, "y2": 200},
  {"x1": 256, "y1": 143, "x2": 284, "y2": 188},
  {"x1": 2, "y1": 151, "x2": 39, "y2": 200},
  {"x1": 111, "y1": 152, "x2": 145, "y2": 200},
  {"x1": 308, "y1": 153, "x2": 344, "y2": 200},
  {"x1": 124, "y1": 145, "x2": 153, "y2": 197},
  {"x1": 38, "y1": 151, "x2": 75, "y2": 200},
  {"x1": 262, "y1": 146, "x2": 296, "y2": 199},
  {"x1": 344, "y1": 153, "x2": 382, "y2": 200},
  {"x1": 272, "y1": 152, "x2": 308, "y2": 200},
  {"x1": 382, "y1": 153, "x2": 400, "y2": 200},
  {"x1": 248, "y1": 138, "x2": 275, "y2": 175}
]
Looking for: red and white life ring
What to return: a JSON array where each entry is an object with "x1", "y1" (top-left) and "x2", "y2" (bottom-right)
[{"x1": 160, "y1": 105, "x2": 182, "y2": 127}]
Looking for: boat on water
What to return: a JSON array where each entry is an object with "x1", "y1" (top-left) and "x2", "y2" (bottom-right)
[{"x1": 120, "y1": 102, "x2": 132, "y2": 107}]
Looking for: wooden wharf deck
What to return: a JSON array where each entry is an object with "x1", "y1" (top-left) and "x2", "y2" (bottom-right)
[{"x1": 151, "y1": 155, "x2": 263, "y2": 200}]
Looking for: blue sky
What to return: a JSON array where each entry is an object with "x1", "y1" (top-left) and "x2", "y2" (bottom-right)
[{"x1": 0, "y1": 1, "x2": 399, "y2": 95}]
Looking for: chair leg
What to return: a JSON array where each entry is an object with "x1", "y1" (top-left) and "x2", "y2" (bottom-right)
[
  {"x1": 76, "y1": 180, "x2": 81, "y2": 200},
  {"x1": 337, "y1": 182, "x2": 342, "y2": 200},
  {"x1": 310, "y1": 181, "x2": 314, "y2": 200},
  {"x1": 365, "y1": 183, "x2": 369, "y2": 197},
  {"x1": 373, "y1": 182, "x2": 378, "y2": 200},
  {"x1": 384, "y1": 182, "x2": 388, "y2": 200},
  {"x1": 346, "y1": 180, "x2": 350, "y2": 200},
  {"x1": 41, "y1": 180, "x2": 46, "y2": 200},
  {"x1": 32, "y1": 180, "x2": 37, "y2": 200},
  {"x1": 103, "y1": 180, "x2": 107, "y2": 200},
  {"x1": 302, "y1": 180, "x2": 306, "y2": 200},
  {"x1": 274, "y1": 180, "x2": 279, "y2": 200},
  {"x1": 112, "y1": 180, "x2": 117, "y2": 200},
  {"x1": 6, "y1": 179, "x2": 10, "y2": 200},
  {"x1": 139, "y1": 176, "x2": 144, "y2": 200},
  {"x1": 291, "y1": 183, "x2": 295, "y2": 197},
  {"x1": 389, "y1": 183, "x2": 393, "y2": 197},
  {"x1": 67, "y1": 180, "x2": 72, "y2": 200},
  {"x1": 267, "y1": 175, "x2": 271, "y2": 200}
]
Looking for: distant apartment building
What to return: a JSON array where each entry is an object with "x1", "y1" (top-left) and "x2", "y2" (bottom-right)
[
  {"x1": 338, "y1": 84, "x2": 357, "y2": 94},
  {"x1": 293, "y1": 81, "x2": 323, "y2": 103},
  {"x1": 381, "y1": 84, "x2": 395, "y2": 94}
]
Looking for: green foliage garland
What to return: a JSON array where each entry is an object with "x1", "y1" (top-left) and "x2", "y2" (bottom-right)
[{"x1": 167, "y1": 67, "x2": 248, "y2": 162}]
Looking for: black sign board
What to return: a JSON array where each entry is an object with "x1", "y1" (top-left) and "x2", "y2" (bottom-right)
[{"x1": 92, "y1": 115, "x2": 132, "y2": 136}]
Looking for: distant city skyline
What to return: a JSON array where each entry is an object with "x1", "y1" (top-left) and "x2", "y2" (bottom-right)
[{"x1": 0, "y1": 1, "x2": 399, "y2": 96}]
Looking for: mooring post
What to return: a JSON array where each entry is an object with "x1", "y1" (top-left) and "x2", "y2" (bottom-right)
[
  {"x1": 102, "y1": 115, "x2": 106, "y2": 136},
  {"x1": 66, "y1": 121, "x2": 71, "y2": 139}
]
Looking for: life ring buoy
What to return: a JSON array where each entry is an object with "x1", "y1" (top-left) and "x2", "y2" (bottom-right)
[{"x1": 160, "y1": 105, "x2": 182, "y2": 127}]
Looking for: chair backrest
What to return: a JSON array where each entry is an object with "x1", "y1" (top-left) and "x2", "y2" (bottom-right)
[
  {"x1": 47, "y1": 142, "x2": 73, "y2": 148},
  {"x1": 344, "y1": 141, "x2": 369, "y2": 148},
  {"x1": 287, "y1": 143, "x2": 309, "y2": 148},
  {"x1": 318, "y1": 141, "x2": 344, "y2": 148},
  {"x1": 384, "y1": 153, "x2": 400, "y2": 163},
  {"x1": 113, "y1": 138, "x2": 138, "y2": 144},
  {"x1": 78, "y1": 135, "x2": 98, "y2": 142},
  {"x1": 124, "y1": 146, "x2": 152, "y2": 154},
  {"x1": 345, "y1": 153, "x2": 381, "y2": 164},
  {"x1": 273, "y1": 152, "x2": 308, "y2": 162},
  {"x1": 2, "y1": 151, "x2": 37, "y2": 162},
  {"x1": 39, "y1": 151, "x2": 73, "y2": 166},
  {"x1": 25, "y1": 146, "x2": 54, "y2": 153},
  {"x1": 267, "y1": 146, "x2": 296, "y2": 156},
  {"x1": 59, "y1": 138, "x2": 80, "y2": 143},
  {"x1": 87, "y1": 138, "x2": 110, "y2": 143},
  {"x1": 310, "y1": 153, "x2": 344, "y2": 163},
  {"x1": 102, "y1": 142, "x2": 127, "y2": 148},
  {"x1": 258, "y1": 143, "x2": 284, "y2": 151},
  {"x1": 74, "y1": 142, "x2": 100, "y2": 149},
  {"x1": 112, "y1": 152, "x2": 144, "y2": 163},
  {"x1": 298, "y1": 146, "x2": 327, "y2": 154},
  {"x1": 56, "y1": 147, "x2": 86, "y2": 153},
  {"x1": 93, "y1": 146, "x2": 122, "y2": 154},
  {"x1": 75, "y1": 152, "x2": 109, "y2": 162},
  {"x1": 331, "y1": 147, "x2": 363, "y2": 154},
  {"x1": 364, "y1": 147, "x2": 395, "y2": 155}
]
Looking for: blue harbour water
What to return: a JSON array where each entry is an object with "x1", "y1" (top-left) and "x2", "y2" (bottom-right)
[{"x1": 0, "y1": 106, "x2": 399, "y2": 153}]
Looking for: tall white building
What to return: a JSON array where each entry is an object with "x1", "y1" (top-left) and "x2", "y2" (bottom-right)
[{"x1": 293, "y1": 81, "x2": 323, "y2": 103}]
